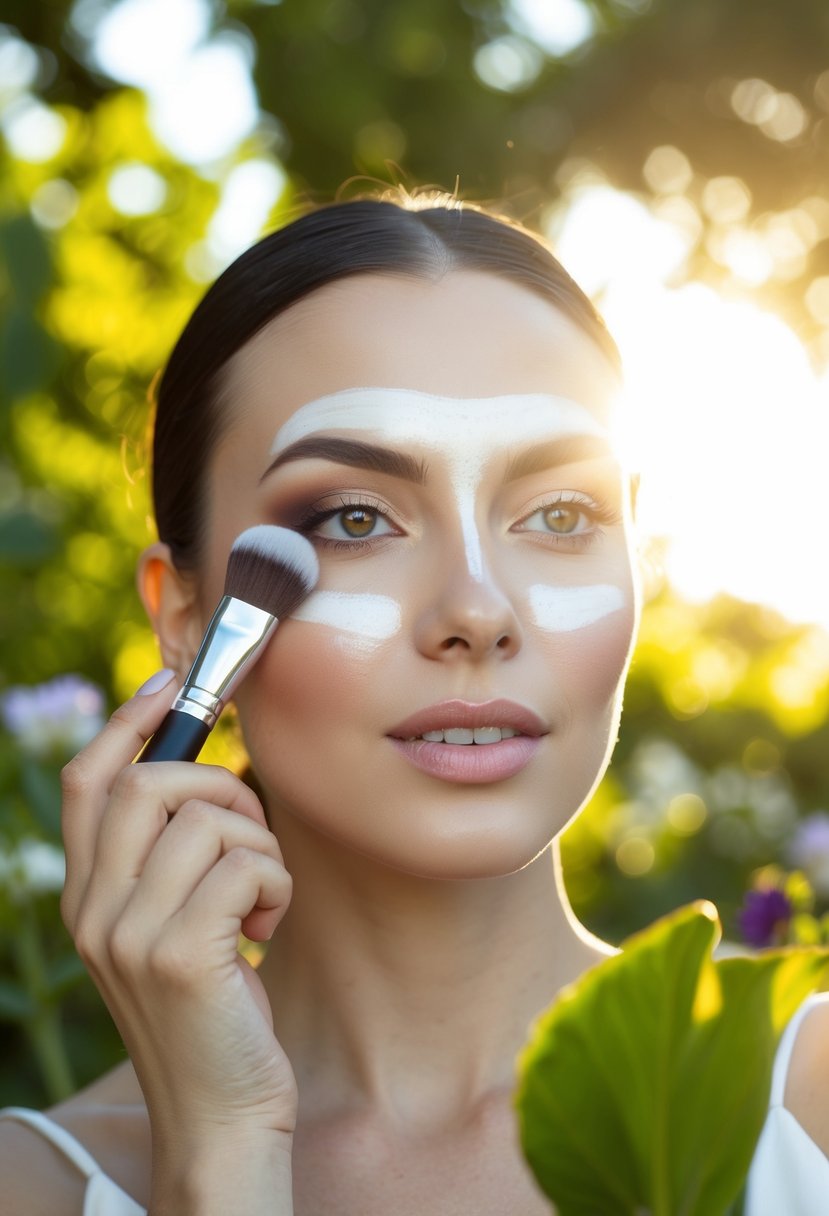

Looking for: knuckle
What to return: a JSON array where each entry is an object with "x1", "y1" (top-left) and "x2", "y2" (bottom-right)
[
  {"x1": 108, "y1": 703, "x2": 138, "y2": 730},
  {"x1": 224, "y1": 846, "x2": 259, "y2": 876},
  {"x1": 60, "y1": 756, "x2": 92, "y2": 799},
  {"x1": 111, "y1": 762, "x2": 157, "y2": 803},
  {"x1": 174, "y1": 799, "x2": 212, "y2": 830},
  {"x1": 72, "y1": 914, "x2": 102, "y2": 969},
  {"x1": 107, "y1": 920, "x2": 142, "y2": 974},
  {"x1": 147, "y1": 937, "x2": 195, "y2": 985}
]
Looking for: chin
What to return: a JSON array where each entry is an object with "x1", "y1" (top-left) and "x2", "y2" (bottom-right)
[{"x1": 309, "y1": 804, "x2": 568, "y2": 884}]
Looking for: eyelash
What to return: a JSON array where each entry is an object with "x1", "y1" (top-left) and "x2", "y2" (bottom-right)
[
  {"x1": 515, "y1": 491, "x2": 622, "y2": 551},
  {"x1": 295, "y1": 495, "x2": 396, "y2": 553},
  {"x1": 293, "y1": 491, "x2": 621, "y2": 553}
]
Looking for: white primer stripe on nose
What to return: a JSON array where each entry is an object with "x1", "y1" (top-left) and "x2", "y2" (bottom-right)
[
  {"x1": 529, "y1": 583, "x2": 624, "y2": 632},
  {"x1": 292, "y1": 590, "x2": 401, "y2": 639}
]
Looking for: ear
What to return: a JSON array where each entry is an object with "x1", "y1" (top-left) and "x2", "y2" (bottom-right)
[{"x1": 137, "y1": 543, "x2": 206, "y2": 680}]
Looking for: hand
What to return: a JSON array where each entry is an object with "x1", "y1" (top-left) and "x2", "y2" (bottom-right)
[{"x1": 60, "y1": 671, "x2": 296, "y2": 1211}]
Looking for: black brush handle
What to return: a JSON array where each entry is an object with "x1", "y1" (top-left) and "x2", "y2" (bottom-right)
[{"x1": 138, "y1": 710, "x2": 211, "y2": 763}]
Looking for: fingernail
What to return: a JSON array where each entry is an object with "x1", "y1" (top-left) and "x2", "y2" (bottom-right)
[{"x1": 136, "y1": 668, "x2": 176, "y2": 696}]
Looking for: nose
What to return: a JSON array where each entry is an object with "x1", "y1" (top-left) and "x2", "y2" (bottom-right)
[{"x1": 414, "y1": 560, "x2": 523, "y2": 662}]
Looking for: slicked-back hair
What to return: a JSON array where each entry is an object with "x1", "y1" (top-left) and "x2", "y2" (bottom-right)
[{"x1": 152, "y1": 197, "x2": 620, "y2": 569}]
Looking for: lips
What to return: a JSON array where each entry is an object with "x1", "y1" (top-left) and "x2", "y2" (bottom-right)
[
  {"x1": 388, "y1": 699, "x2": 548, "y2": 742},
  {"x1": 387, "y1": 701, "x2": 548, "y2": 783}
]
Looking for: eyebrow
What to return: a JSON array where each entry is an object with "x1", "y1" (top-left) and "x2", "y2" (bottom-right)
[
  {"x1": 504, "y1": 434, "x2": 616, "y2": 482},
  {"x1": 260, "y1": 437, "x2": 428, "y2": 485}
]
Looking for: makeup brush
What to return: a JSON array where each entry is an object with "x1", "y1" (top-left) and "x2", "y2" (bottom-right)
[{"x1": 138, "y1": 525, "x2": 319, "y2": 763}]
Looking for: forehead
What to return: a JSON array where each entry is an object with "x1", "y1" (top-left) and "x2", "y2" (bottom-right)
[{"x1": 219, "y1": 271, "x2": 620, "y2": 441}]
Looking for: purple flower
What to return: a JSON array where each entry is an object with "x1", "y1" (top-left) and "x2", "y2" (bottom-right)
[
  {"x1": 1, "y1": 675, "x2": 105, "y2": 758},
  {"x1": 738, "y1": 887, "x2": 793, "y2": 948},
  {"x1": 789, "y1": 812, "x2": 829, "y2": 897}
]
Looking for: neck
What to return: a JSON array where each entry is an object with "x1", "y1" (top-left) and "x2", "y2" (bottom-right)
[{"x1": 257, "y1": 815, "x2": 607, "y2": 1130}]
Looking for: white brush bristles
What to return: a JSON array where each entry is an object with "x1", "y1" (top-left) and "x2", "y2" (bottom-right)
[{"x1": 224, "y1": 525, "x2": 319, "y2": 618}]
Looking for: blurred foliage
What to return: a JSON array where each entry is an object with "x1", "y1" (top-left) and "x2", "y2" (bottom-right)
[
  {"x1": 8, "y1": 0, "x2": 829, "y2": 356},
  {"x1": 1, "y1": 0, "x2": 829, "y2": 1108}
]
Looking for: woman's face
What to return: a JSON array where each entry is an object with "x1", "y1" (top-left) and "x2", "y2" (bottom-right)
[{"x1": 195, "y1": 270, "x2": 639, "y2": 879}]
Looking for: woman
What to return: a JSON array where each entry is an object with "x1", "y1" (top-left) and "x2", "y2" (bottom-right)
[{"x1": 1, "y1": 195, "x2": 826, "y2": 1214}]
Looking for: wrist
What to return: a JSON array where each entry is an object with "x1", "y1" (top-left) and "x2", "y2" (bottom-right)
[{"x1": 150, "y1": 1127, "x2": 294, "y2": 1216}]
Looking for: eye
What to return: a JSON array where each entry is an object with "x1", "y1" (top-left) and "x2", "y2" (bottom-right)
[
  {"x1": 519, "y1": 498, "x2": 594, "y2": 536},
  {"x1": 514, "y1": 492, "x2": 620, "y2": 547},
  {"x1": 536, "y1": 504, "x2": 583, "y2": 535},
  {"x1": 316, "y1": 505, "x2": 394, "y2": 541},
  {"x1": 297, "y1": 497, "x2": 399, "y2": 548}
]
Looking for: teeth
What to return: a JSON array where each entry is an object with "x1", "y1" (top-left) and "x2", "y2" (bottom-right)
[
  {"x1": 443, "y1": 728, "x2": 475, "y2": 745},
  {"x1": 412, "y1": 727, "x2": 521, "y2": 745},
  {"x1": 474, "y1": 727, "x2": 502, "y2": 744}
]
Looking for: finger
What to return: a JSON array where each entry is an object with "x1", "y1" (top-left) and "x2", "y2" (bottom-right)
[
  {"x1": 61, "y1": 670, "x2": 179, "y2": 866},
  {"x1": 164, "y1": 849, "x2": 293, "y2": 966},
  {"x1": 64, "y1": 760, "x2": 266, "y2": 930},
  {"x1": 118, "y1": 800, "x2": 284, "y2": 930}
]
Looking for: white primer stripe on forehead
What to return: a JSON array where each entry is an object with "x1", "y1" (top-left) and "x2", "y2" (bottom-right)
[
  {"x1": 529, "y1": 584, "x2": 624, "y2": 633},
  {"x1": 271, "y1": 388, "x2": 608, "y2": 453},
  {"x1": 292, "y1": 590, "x2": 401, "y2": 639},
  {"x1": 272, "y1": 388, "x2": 610, "y2": 584}
]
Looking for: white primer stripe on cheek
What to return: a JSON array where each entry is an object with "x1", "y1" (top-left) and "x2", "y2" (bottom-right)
[
  {"x1": 292, "y1": 590, "x2": 401, "y2": 639},
  {"x1": 529, "y1": 584, "x2": 624, "y2": 632}
]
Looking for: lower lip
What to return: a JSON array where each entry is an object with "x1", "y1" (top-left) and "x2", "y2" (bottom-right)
[{"x1": 388, "y1": 736, "x2": 541, "y2": 784}]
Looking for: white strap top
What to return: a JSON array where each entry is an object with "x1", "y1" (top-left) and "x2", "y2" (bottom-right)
[
  {"x1": 2, "y1": 995, "x2": 828, "y2": 1215},
  {"x1": 0, "y1": 1106, "x2": 144, "y2": 1215},
  {"x1": 743, "y1": 990, "x2": 829, "y2": 1215}
]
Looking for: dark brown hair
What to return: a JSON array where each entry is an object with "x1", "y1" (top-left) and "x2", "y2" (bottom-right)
[{"x1": 152, "y1": 196, "x2": 620, "y2": 568}]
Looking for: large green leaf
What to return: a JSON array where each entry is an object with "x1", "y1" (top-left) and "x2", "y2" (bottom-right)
[{"x1": 515, "y1": 903, "x2": 829, "y2": 1216}]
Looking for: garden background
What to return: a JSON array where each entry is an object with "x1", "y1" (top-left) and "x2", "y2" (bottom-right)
[{"x1": 2, "y1": 0, "x2": 829, "y2": 1107}]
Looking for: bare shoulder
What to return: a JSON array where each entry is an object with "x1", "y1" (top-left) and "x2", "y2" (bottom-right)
[
  {"x1": 783, "y1": 996, "x2": 829, "y2": 1157},
  {"x1": 0, "y1": 1060, "x2": 150, "y2": 1215},
  {"x1": 0, "y1": 1114, "x2": 87, "y2": 1216}
]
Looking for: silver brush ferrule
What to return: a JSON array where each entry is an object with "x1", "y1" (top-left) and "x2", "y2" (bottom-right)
[{"x1": 172, "y1": 596, "x2": 278, "y2": 728}]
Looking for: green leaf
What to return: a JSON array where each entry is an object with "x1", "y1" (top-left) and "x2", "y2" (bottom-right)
[{"x1": 515, "y1": 903, "x2": 829, "y2": 1216}]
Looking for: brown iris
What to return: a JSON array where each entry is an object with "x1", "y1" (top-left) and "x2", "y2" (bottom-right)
[
  {"x1": 544, "y1": 505, "x2": 581, "y2": 534},
  {"x1": 341, "y1": 507, "x2": 377, "y2": 537}
]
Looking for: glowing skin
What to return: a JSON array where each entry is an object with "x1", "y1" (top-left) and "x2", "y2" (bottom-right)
[
  {"x1": 191, "y1": 271, "x2": 639, "y2": 882},
  {"x1": 272, "y1": 388, "x2": 607, "y2": 584},
  {"x1": 528, "y1": 583, "x2": 625, "y2": 632},
  {"x1": 271, "y1": 388, "x2": 626, "y2": 644}
]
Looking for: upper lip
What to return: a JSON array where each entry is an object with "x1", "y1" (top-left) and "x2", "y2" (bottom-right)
[{"x1": 388, "y1": 699, "x2": 549, "y2": 740}]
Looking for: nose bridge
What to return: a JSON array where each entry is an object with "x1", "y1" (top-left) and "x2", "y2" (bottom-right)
[
  {"x1": 454, "y1": 463, "x2": 486, "y2": 584},
  {"x1": 415, "y1": 496, "x2": 522, "y2": 661}
]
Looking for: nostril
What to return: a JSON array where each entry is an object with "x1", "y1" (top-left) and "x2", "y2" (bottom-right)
[
  {"x1": 496, "y1": 635, "x2": 511, "y2": 650},
  {"x1": 441, "y1": 637, "x2": 466, "y2": 651}
]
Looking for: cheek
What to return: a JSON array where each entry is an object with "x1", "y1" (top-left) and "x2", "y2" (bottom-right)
[
  {"x1": 292, "y1": 590, "x2": 401, "y2": 640},
  {"x1": 530, "y1": 589, "x2": 638, "y2": 713},
  {"x1": 232, "y1": 615, "x2": 391, "y2": 792}
]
